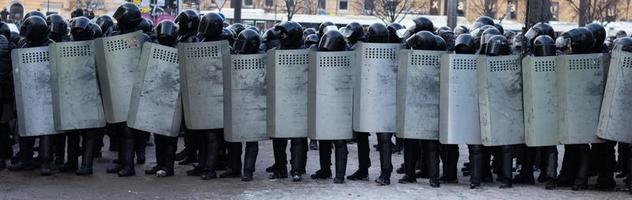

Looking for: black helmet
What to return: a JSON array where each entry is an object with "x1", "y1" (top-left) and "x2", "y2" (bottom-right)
[
  {"x1": 303, "y1": 27, "x2": 317, "y2": 39},
  {"x1": 342, "y1": 22, "x2": 364, "y2": 45},
  {"x1": 585, "y1": 23, "x2": 606, "y2": 52},
  {"x1": 616, "y1": 30, "x2": 628, "y2": 39},
  {"x1": 223, "y1": 22, "x2": 230, "y2": 27},
  {"x1": 493, "y1": 24, "x2": 504, "y2": 35},
  {"x1": 222, "y1": 28, "x2": 236, "y2": 44},
  {"x1": 156, "y1": 20, "x2": 178, "y2": 47},
  {"x1": 471, "y1": 25, "x2": 495, "y2": 50},
  {"x1": 525, "y1": 22, "x2": 555, "y2": 47},
  {"x1": 503, "y1": 31, "x2": 516, "y2": 41},
  {"x1": 437, "y1": 26, "x2": 455, "y2": 51},
  {"x1": 20, "y1": 16, "x2": 49, "y2": 44},
  {"x1": 23, "y1": 11, "x2": 45, "y2": 22},
  {"x1": 175, "y1": 9, "x2": 199, "y2": 36},
  {"x1": 275, "y1": 21, "x2": 304, "y2": 49},
  {"x1": 262, "y1": 28, "x2": 281, "y2": 50},
  {"x1": 485, "y1": 35, "x2": 510, "y2": 56},
  {"x1": 366, "y1": 23, "x2": 388, "y2": 43},
  {"x1": 479, "y1": 27, "x2": 501, "y2": 54},
  {"x1": 411, "y1": 17, "x2": 434, "y2": 33},
  {"x1": 454, "y1": 34, "x2": 477, "y2": 54},
  {"x1": 246, "y1": 25, "x2": 260, "y2": 33},
  {"x1": 198, "y1": 13, "x2": 224, "y2": 40},
  {"x1": 434, "y1": 35, "x2": 447, "y2": 51},
  {"x1": 96, "y1": 15, "x2": 114, "y2": 34},
  {"x1": 318, "y1": 21, "x2": 335, "y2": 38},
  {"x1": 233, "y1": 29, "x2": 261, "y2": 54},
  {"x1": 472, "y1": 16, "x2": 495, "y2": 30},
  {"x1": 556, "y1": 27, "x2": 595, "y2": 54},
  {"x1": 228, "y1": 23, "x2": 246, "y2": 37},
  {"x1": 318, "y1": 29, "x2": 348, "y2": 51},
  {"x1": 386, "y1": 23, "x2": 405, "y2": 43},
  {"x1": 71, "y1": 8, "x2": 85, "y2": 18},
  {"x1": 88, "y1": 23, "x2": 103, "y2": 38},
  {"x1": 138, "y1": 18, "x2": 153, "y2": 34},
  {"x1": 70, "y1": 17, "x2": 92, "y2": 41},
  {"x1": 405, "y1": 31, "x2": 436, "y2": 50},
  {"x1": 533, "y1": 35, "x2": 556, "y2": 57},
  {"x1": 46, "y1": 14, "x2": 68, "y2": 42},
  {"x1": 0, "y1": 22, "x2": 10, "y2": 41},
  {"x1": 305, "y1": 33, "x2": 319, "y2": 47},
  {"x1": 613, "y1": 37, "x2": 632, "y2": 52},
  {"x1": 454, "y1": 25, "x2": 469, "y2": 36},
  {"x1": 113, "y1": 3, "x2": 142, "y2": 32}
]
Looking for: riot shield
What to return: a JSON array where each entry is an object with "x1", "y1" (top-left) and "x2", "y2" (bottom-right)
[
  {"x1": 178, "y1": 41, "x2": 230, "y2": 130},
  {"x1": 477, "y1": 55, "x2": 524, "y2": 146},
  {"x1": 266, "y1": 49, "x2": 309, "y2": 138},
  {"x1": 12, "y1": 47, "x2": 58, "y2": 136},
  {"x1": 224, "y1": 53, "x2": 268, "y2": 142},
  {"x1": 597, "y1": 50, "x2": 632, "y2": 143},
  {"x1": 557, "y1": 54, "x2": 605, "y2": 144},
  {"x1": 127, "y1": 43, "x2": 181, "y2": 137},
  {"x1": 94, "y1": 31, "x2": 146, "y2": 123},
  {"x1": 308, "y1": 51, "x2": 356, "y2": 140},
  {"x1": 49, "y1": 41, "x2": 106, "y2": 131},
  {"x1": 438, "y1": 54, "x2": 482, "y2": 144},
  {"x1": 396, "y1": 49, "x2": 444, "y2": 140},
  {"x1": 522, "y1": 56, "x2": 559, "y2": 147},
  {"x1": 353, "y1": 42, "x2": 400, "y2": 132}
]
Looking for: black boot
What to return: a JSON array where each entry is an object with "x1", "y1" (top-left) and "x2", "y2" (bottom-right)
[
  {"x1": 333, "y1": 140, "x2": 347, "y2": 184},
  {"x1": 39, "y1": 135, "x2": 54, "y2": 176},
  {"x1": 118, "y1": 128, "x2": 137, "y2": 177},
  {"x1": 201, "y1": 130, "x2": 220, "y2": 180},
  {"x1": 311, "y1": 140, "x2": 332, "y2": 179},
  {"x1": 106, "y1": 123, "x2": 125, "y2": 173},
  {"x1": 157, "y1": 136, "x2": 177, "y2": 177},
  {"x1": 468, "y1": 145, "x2": 483, "y2": 189},
  {"x1": 290, "y1": 138, "x2": 307, "y2": 181},
  {"x1": 572, "y1": 144, "x2": 590, "y2": 190},
  {"x1": 219, "y1": 142, "x2": 242, "y2": 178},
  {"x1": 134, "y1": 131, "x2": 147, "y2": 164},
  {"x1": 147, "y1": 134, "x2": 164, "y2": 175},
  {"x1": 0, "y1": 122, "x2": 12, "y2": 166},
  {"x1": 348, "y1": 133, "x2": 369, "y2": 181},
  {"x1": 544, "y1": 146, "x2": 558, "y2": 190},
  {"x1": 423, "y1": 140, "x2": 440, "y2": 188},
  {"x1": 375, "y1": 133, "x2": 393, "y2": 186},
  {"x1": 8, "y1": 136, "x2": 35, "y2": 171},
  {"x1": 440, "y1": 144, "x2": 459, "y2": 183},
  {"x1": 216, "y1": 131, "x2": 228, "y2": 170},
  {"x1": 399, "y1": 139, "x2": 419, "y2": 184},
  {"x1": 76, "y1": 132, "x2": 96, "y2": 176},
  {"x1": 393, "y1": 137, "x2": 403, "y2": 154},
  {"x1": 269, "y1": 138, "x2": 288, "y2": 179},
  {"x1": 60, "y1": 133, "x2": 80, "y2": 172},
  {"x1": 557, "y1": 145, "x2": 576, "y2": 186},
  {"x1": 189, "y1": 130, "x2": 207, "y2": 177},
  {"x1": 595, "y1": 141, "x2": 616, "y2": 190},
  {"x1": 242, "y1": 142, "x2": 258, "y2": 182},
  {"x1": 514, "y1": 146, "x2": 535, "y2": 185},
  {"x1": 499, "y1": 145, "x2": 513, "y2": 189}
]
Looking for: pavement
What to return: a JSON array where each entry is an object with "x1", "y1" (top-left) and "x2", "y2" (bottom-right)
[{"x1": 0, "y1": 134, "x2": 630, "y2": 200}]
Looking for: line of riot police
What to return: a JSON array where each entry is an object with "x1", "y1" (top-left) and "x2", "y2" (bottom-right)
[{"x1": 1, "y1": 2, "x2": 632, "y2": 195}]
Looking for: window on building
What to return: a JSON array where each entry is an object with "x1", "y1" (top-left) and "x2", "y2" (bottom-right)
[
  {"x1": 318, "y1": 0, "x2": 326, "y2": 9},
  {"x1": 607, "y1": 4, "x2": 617, "y2": 21},
  {"x1": 457, "y1": 0, "x2": 465, "y2": 16},
  {"x1": 265, "y1": 0, "x2": 274, "y2": 7},
  {"x1": 364, "y1": 0, "x2": 374, "y2": 14},
  {"x1": 429, "y1": 0, "x2": 440, "y2": 15},
  {"x1": 339, "y1": 0, "x2": 348, "y2": 10},
  {"x1": 244, "y1": 0, "x2": 253, "y2": 7},
  {"x1": 550, "y1": 1, "x2": 559, "y2": 21}
]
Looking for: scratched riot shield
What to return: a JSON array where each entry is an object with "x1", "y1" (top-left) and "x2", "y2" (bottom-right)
[
  {"x1": 438, "y1": 54, "x2": 482, "y2": 144},
  {"x1": 94, "y1": 31, "x2": 146, "y2": 123},
  {"x1": 597, "y1": 50, "x2": 632, "y2": 143},
  {"x1": 12, "y1": 47, "x2": 59, "y2": 136},
  {"x1": 308, "y1": 51, "x2": 356, "y2": 140},
  {"x1": 178, "y1": 41, "x2": 230, "y2": 130},
  {"x1": 266, "y1": 49, "x2": 309, "y2": 138},
  {"x1": 396, "y1": 49, "x2": 444, "y2": 140},
  {"x1": 127, "y1": 43, "x2": 181, "y2": 137},
  {"x1": 353, "y1": 42, "x2": 400, "y2": 132},
  {"x1": 224, "y1": 54, "x2": 268, "y2": 142},
  {"x1": 557, "y1": 54, "x2": 605, "y2": 144},
  {"x1": 522, "y1": 56, "x2": 559, "y2": 147},
  {"x1": 49, "y1": 41, "x2": 106, "y2": 131},
  {"x1": 477, "y1": 55, "x2": 524, "y2": 146}
]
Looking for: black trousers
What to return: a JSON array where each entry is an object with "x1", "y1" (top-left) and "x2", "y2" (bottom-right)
[
  {"x1": 272, "y1": 137, "x2": 308, "y2": 174},
  {"x1": 403, "y1": 139, "x2": 439, "y2": 181},
  {"x1": 227, "y1": 141, "x2": 258, "y2": 173},
  {"x1": 318, "y1": 140, "x2": 348, "y2": 179}
]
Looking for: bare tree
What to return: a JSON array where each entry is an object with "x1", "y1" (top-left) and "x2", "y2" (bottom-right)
[
  {"x1": 284, "y1": 0, "x2": 303, "y2": 21},
  {"x1": 67, "y1": 0, "x2": 106, "y2": 11},
  {"x1": 201, "y1": 0, "x2": 229, "y2": 11},
  {"x1": 470, "y1": 0, "x2": 498, "y2": 18},
  {"x1": 302, "y1": 0, "x2": 318, "y2": 15},
  {"x1": 566, "y1": 0, "x2": 620, "y2": 24},
  {"x1": 354, "y1": 0, "x2": 429, "y2": 24}
]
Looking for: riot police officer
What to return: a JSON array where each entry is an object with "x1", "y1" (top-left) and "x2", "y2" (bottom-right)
[
  {"x1": 260, "y1": 28, "x2": 280, "y2": 51},
  {"x1": 304, "y1": 34, "x2": 319, "y2": 48},
  {"x1": 266, "y1": 21, "x2": 309, "y2": 181},
  {"x1": 0, "y1": 22, "x2": 12, "y2": 170},
  {"x1": 105, "y1": 3, "x2": 152, "y2": 177},
  {"x1": 96, "y1": 15, "x2": 116, "y2": 37},
  {"x1": 7, "y1": 16, "x2": 54, "y2": 176}
]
